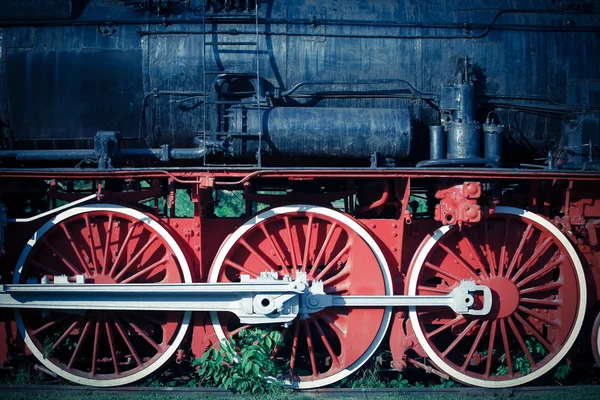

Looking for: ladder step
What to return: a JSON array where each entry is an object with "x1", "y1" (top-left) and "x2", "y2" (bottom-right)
[{"x1": 204, "y1": 41, "x2": 258, "y2": 46}]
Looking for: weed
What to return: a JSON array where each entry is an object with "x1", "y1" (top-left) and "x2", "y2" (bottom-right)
[{"x1": 194, "y1": 328, "x2": 284, "y2": 394}]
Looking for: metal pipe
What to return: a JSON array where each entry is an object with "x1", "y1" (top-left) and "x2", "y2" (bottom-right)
[
  {"x1": 416, "y1": 157, "x2": 500, "y2": 168},
  {"x1": 356, "y1": 180, "x2": 390, "y2": 214},
  {"x1": 0, "y1": 147, "x2": 206, "y2": 162},
  {"x1": 429, "y1": 126, "x2": 445, "y2": 160},
  {"x1": 277, "y1": 79, "x2": 435, "y2": 99}
]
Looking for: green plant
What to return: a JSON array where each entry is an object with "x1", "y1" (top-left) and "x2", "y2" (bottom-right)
[
  {"x1": 553, "y1": 363, "x2": 571, "y2": 382},
  {"x1": 495, "y1": 337, "x2": 549, "y2": 376},
  {"x1": 193, "y1": 328, "x2": 283, "y2": 394}
]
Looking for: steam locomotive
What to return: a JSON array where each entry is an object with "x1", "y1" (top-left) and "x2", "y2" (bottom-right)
[{"x1": 0, "y1": 0, "x2": 598, "y2": 390}]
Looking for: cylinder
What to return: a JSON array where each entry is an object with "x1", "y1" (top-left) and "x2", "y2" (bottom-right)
[
  {"x1": 456, "y1": 84, "x2": 475, "y2": 122},
  {"x1": 446, "y1": 122, "x2": 480, "y2": 159},
  {"x1": 429, "y1": 126, "x2": 445, "y2": 160},
  {"x1": 484, "y1": 123, "x2": 505, "y2": 162},
  {"x1": 239, "y1": 107, "x2": 412, "y2": 159}
]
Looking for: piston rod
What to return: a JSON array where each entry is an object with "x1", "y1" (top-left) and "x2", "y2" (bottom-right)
[{"x1": 0, "y1": 273, "x2": 492, "y2": 322}]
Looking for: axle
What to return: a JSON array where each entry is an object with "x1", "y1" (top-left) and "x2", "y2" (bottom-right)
[{"x1": 1, "y1": 272, "x2": 492, "y2": 323}]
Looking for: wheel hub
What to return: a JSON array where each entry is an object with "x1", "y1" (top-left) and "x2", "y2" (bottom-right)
[{"x1": 483, "y1": 277, "x2": 520, "y2": 318}]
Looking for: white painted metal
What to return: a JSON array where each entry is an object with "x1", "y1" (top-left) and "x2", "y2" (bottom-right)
[
  {"x1": 7, "y1": 194, "x2": 96, "y2": 223},
  {"x1": 0, "y1": 278, "x2": 490, "y2": 318},
  {"x1": 208, "y1": 204, "x2": 394, "y2": 389},
  {"x1": 408, "y1": 206, "x2": 587, "y2": 388},
  {"x1": 13, "y1": 204, "x2": 193, "y2": 387}
]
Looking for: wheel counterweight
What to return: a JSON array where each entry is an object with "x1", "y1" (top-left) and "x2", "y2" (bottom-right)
[
  {"x1": 407, "y1": 206, "x2": 586, "y2": 388},
  {"x1": 13, "y1": 204, "x2": 192, "y2": 387},
  {"x1": 209, "y1": 205, "x2": 393, "y2": 389}
]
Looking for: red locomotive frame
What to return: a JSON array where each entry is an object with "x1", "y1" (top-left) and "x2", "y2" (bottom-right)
[{"x1": 0, "y1": 167, "x2": 599, "y2": 388}]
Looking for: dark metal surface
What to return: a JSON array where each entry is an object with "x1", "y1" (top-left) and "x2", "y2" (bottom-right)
[
  {"x1": 0, "y1": 0, "x2": 597, "y2": 168},
  {"x1": 429, "y1": 126, "x2": 445, "y2": 160},
  {"x1": 239, "y1": 107, "x2": 412, "y2": 159}
]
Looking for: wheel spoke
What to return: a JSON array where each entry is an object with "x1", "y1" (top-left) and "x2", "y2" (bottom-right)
[
  {"x1": 239, "y1": 239, "x2": 278, "y2": 273},
  {"x1": 284, "y1": 216, "x2": 298, "y2": 274},
  {"x1": 303, "y1": 320, "x2": 318, "y2": 377},
  {"x1": 289, "y1": 321, "x2": 300, "y2": 376},
  {"x1": 42, "y1": 238, "x2": 82, "y2": 276},
  {"x1": 224, "y1": 259, "x2": 259, "y2": 278},
  {"x1": 226, "y1": 324, "x2": 253, "y2": 339},
  {"x1": 315, "y1": 241, "x2": 351, "y2": 281},
  {"x1": 120, "y1": 255, "x2": 170, "y2": 284},
  {"x1": 124, "y1": 318, "x2": 162, "y2": 351},
  {"x1": 259, "y1": 224, "x2": 290, "y2": 274},
  {"x1": 482, "y1": 221, "x2": 497, "y2": 278},
  {"x1": 91, "y1": 321, "x2": 100, "y2": 376},
  {"x1": 426, "y1": 315, "x2": 465, "y2": 339},
  {"x1": 302, "y1": 216, "x2": 314, "y2": 269},
  {"x1": 462, "y1": 320, "x2": 489, "y2": 370},
  {"x1": 30, "y1": 314, "x2": 72, "y2": 336},
  {"x1": 504, "y1": 223, "x2": 533, "y2": 278},
  {"x1": 512, "y1": 312, "x2": 554, "y2": 351},
  {"x1": 442, "y1": 319, "x2": 478, "y2": 357},
  {"x1": 511, "y1": 237, "x2": 554, "y2": 283},
  {"x1": 67, "y1": 320, "x2": 92, "y2": 369},
  {"x1": 309, "y1": 222, "x2": 337, "y2": 278},
  {"x1": 312, "y1": 318, "x2": 340, "y2": 368},
  {"x1": 109, "y1": 222, "x2": 138, "y2": 276},
  {"x1": 114, "y1": 319, "x2": 142, "y2": 366},
  {"x1": 497, "y1": 219, "x2": 510, "y2": 277},
  {"x1": 320, "y1": 311, "x2": 347, "y2": 338},
  {"x1": 30, "y1": 260, "x2": 61, "y2": 276},
  {"x1": 103, "y1": 214, "x2": 114, "y2": 272},
  {"x1": 84, "y1": 214, "x2": 100, "y2": 274},
  {"x1": 60, "y1": 224, "x2": 92, "y2": 276},
  {"x1": 499, "y1": 318, "x2": 513, "y2": 376},
  {"x1": 423, "y1": 262, "x2": 462, "y2": 283},
  {"x1": 417, "y1": 285, "x2": 451, "y2": 295},
  {"x1": 516, "y1": 256, "x2": 563, "y2": 288},
  {"x1": 437, "y1": 241, "x2": 482, "y2": 280},
  {"x1": 105, "y1": 319, "x2": 120, "y2": 375},
  {"x1": 52, "y1": 319, "x2": 82, "y2": 351},
  {"x1": 519, "y1": 282, "x2": 562, "y2": 295},
  {"x1": 517, "y1": 306, "x2": 559, "y2": 326},
  {"x1": 519, "y1": 298, "x2": 560, "y2": 307},
  {"x1": 506, "y1": 316, "x2": 535, "y2": 367},
  {"x1": 484, "y1": 320, "x2": 498, "y2": 377},
  {"x1": 114, "y1": 234, "x2": 158, "y2": 281}
]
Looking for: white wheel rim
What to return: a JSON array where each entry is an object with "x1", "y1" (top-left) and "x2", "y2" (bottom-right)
[
  {"x1": 13, "y1": 204, "x2": 192, "y2": 387},
  {"x1": 408, "y1": 206, "x2": 586, "y2": 388},
  {"x1": 209, "y1": 204, "x2": 393, "y2": 389}
]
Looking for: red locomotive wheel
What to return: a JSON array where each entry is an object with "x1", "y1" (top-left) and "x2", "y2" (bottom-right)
[
  {"x1": 407, "y1": 206, "x2": 586, "y2": 388},
  {"x1": 14, "y1": 204, "x2": 192, "y2": 387},
  {"x1": 209, "y1": 205, "x2": 392, "y2": 389}
]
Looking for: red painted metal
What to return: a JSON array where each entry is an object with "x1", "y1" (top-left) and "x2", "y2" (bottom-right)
[
  {"x1": 16, "y1": 210, "x2": 189, "y2": 382},
  {"x1": 1, "y1": 168, "x2": 600, "y2": 386},
  {"x1": 434, "y1": 182, "x2": 482, "y2": 227},
  {"x1": 208, "y1": 210, "x2": 388, "y2": 384},
  {"x1": 405, "y1": 211, "x2": 582, "y2": 382}
]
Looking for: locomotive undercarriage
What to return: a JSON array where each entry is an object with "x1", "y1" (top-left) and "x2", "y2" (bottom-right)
[{"x1": 0, "y1": 169, "x2": 597, "y2": 389}]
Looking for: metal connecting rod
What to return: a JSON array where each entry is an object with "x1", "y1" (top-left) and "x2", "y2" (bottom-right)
[
  {"x1": 0, "y1": 273, "x2": 492, "y2": 323},
  {"x1": 303, "y1": 280, "x2": 492, "y2": 316}
]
